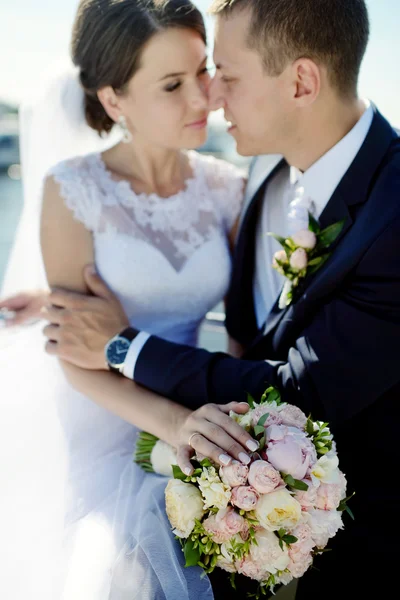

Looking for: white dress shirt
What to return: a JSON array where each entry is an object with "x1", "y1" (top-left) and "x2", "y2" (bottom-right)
[{"x1": 125, "y1": 101, "x2": 374, "y2": 378}]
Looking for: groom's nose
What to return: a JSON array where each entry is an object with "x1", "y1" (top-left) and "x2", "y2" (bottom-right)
[{"x1": 208, "y1": 76, "x2": 225, "y2": 111}]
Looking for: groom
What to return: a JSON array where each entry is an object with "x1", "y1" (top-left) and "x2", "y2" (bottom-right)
[{"x1": 41, "y1": 0, "x2": 399, "y2": 597}]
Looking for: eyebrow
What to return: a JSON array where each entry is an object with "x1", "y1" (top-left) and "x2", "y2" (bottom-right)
[{"x1": 159, "y1": 56, "x2": 208, "y2": 81}]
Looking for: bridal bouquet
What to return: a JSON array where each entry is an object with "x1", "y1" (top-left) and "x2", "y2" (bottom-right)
[{"x1": 134, "y1": 388, "x2": 353, "y2": 598}]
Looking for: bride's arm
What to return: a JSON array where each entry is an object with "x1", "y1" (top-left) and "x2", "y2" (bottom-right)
[{"x1": 40, "y1": 175, "x2": 191, "y2": 444}]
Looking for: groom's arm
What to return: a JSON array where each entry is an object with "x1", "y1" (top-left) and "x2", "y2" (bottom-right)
[{"x1": 133, "y1": 215, "x2": 400, "y2": 428}]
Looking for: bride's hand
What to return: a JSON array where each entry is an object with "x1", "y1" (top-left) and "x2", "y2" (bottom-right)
[
  {"x1": 174, "y1": 402, "x2": 259, "y2": 476},
  {"x1": 0, "y1": 290, "x2": 49, "y2": 327}
]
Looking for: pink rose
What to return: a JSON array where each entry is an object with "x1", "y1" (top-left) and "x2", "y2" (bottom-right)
[
  {"x1": 288, "y1": 522, "x2": 315, "y2": 578},
  {"x1": 266, "y1": 425, "x2": 317, "y2": 480},
  {"x1": 293, "y1": 479, "x2": 318, "y2": 510},
  {"x1": 315, "y1": 471, "x2": 347, "y2": 511},
  {"x1": 278, "y1": 405, "x2": 308, "y2": 429},
  {"x1": 203, "y1": 507, "x2": 245, "y2": 544},
  {"x1": 220, "y1": 461, "x2": 249, "y2": 488},
  {"x1": 248, "y1": 460, "x2": 283, "y2": 494},
  {"x1": 291, "y1": 229, "x2": 317, "y2": 250},
  {"x1": 290, "y1": 248, "x2": 308, "y2": 271},
  {"x1": 231, "y1": 486, "x2": 259, "y2": 511}
]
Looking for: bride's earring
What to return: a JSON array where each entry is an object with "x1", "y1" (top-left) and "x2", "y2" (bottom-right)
[{"x1": 118, "y1": 115, "x2": 133, "y2": 143}]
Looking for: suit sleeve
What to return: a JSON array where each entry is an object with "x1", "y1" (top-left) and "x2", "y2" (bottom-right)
[{"x1": 134, "y1": 215, "x2": 400, "y2": 428}]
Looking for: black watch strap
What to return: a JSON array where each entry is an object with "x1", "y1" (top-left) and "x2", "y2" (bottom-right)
[{"x1": 119, "y1": 327, "x2": 140, "y2": 342}]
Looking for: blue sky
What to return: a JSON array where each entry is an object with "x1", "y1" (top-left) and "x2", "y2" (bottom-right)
[{"x1": 1, "y1": 0, "x2": 399, "y2": 124}]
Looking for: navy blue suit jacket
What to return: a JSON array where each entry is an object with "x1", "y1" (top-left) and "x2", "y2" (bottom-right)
[{"x1": 134, "y1": 108, "x2": 400, "y2": 561}]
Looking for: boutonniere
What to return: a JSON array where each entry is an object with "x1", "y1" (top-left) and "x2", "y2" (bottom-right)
[{"x1": 269, "y1": 213, "x2": 345, "y2": 309}]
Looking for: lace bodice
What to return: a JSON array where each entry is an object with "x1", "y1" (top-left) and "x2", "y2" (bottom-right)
[{"x1": 50, "y1": 151, "x2": 245, "y2": 346}]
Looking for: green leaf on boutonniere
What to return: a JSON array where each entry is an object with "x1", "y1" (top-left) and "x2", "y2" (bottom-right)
[
  {"x1": 317, "y1": 219, "x2": 346, "y2": 249},
  {"x1": 307, "y1": 252, "x2": 331, "y2": 275},
  {"x1": 184, "y1": 539, "x2": 201, "y2": 567},
  {"x1": 282, "y1": 474, "x2": 309, "y2": 491},
  {"x1": 247, "y1": 392, "x2": 256, "y2": 408},
  {"x1": 308, "y1": 213, "x2": 321, "y2": 234},
  {"x1": 257, "y1": 413, "x2": 270, "y2": 427}
]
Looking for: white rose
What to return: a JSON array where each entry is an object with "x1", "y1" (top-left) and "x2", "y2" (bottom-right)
[
  {"x1": 311, "y1": 454, "x2": 341, "y2": 485},
  {"x1": 305, "y1": 508, "x2": 344, "y2": 548},
  {"x1": 290, "y1": 248, "x2": 308, "y2": 271},
  {"x1": 165, "y1": 479, "x2": 205, "y2": 538},
  {"x1": 255, "y1": 489, "x2": 302, "y2": 532},
  {"x1": 197, "y1": 466, "x2": 231, "y2": 510},
  {"x1": 150, "y1": 440, "x2": 177, "y2": 477}
]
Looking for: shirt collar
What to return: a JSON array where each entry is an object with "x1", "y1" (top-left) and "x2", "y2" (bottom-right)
[{"x1": 289, "y1": 100, "x2": 374, "y2": 217}]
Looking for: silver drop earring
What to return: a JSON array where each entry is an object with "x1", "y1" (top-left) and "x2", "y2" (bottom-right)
[{"x1": 118, "y1": 115, "x2": 133, "y2": 143}]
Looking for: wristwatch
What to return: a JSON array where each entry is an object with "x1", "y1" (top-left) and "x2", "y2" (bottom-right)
[{"x1": 104, "y1": 327, "x2": 139, "y2": 374}]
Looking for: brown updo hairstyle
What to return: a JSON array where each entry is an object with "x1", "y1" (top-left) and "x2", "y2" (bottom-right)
[{"x1": 71, "y1": 0, "x2": 207, "y2": 135}]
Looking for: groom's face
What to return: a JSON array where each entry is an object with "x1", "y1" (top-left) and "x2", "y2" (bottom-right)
[{"x1": 210, "y1": 10, "x2": 294, "y2": 156}]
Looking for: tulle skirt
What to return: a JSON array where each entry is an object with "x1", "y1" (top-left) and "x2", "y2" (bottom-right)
[{"x1": 0, "y1": 323, "x2": 213, "y2": 600}]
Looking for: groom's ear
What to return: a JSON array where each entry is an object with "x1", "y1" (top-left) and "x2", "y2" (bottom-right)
[
  {"x1": 292, "y1": 58, "x2": 321, "y2": 106},
  {"x1": 97, "y1": 86, "x2": 123, "y2": 123}
]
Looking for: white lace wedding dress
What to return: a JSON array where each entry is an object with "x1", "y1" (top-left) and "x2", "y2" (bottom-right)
[{"x1": 0, "y1": 150, "x2": 244, "y2": 600}]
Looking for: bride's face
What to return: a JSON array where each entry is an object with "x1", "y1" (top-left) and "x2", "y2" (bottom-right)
[{"x1": 118, "y1": 27, "x2": 211, "y2": 149}]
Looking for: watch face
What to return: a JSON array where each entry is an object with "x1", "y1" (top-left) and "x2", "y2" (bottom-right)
[{"x1": 106, "y1": 337, "x2": 131, "y2": 368}]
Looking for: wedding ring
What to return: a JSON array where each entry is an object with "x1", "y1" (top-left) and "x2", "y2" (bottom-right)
[{"x1": 188, "y1": 433, "x2": 198, "y2": 448}]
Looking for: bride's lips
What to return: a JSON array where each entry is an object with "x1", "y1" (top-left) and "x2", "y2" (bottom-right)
[{"x1": 185, "y1": 117, "x2": 208, "y2": 130}]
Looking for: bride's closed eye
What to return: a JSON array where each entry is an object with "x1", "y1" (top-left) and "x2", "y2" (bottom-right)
[{"x1": 164, "y1": 67, "x2": 210, "y2": 93}]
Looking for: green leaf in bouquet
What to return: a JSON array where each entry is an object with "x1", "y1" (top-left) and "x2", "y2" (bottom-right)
[
  {"x1": 230, "y1": 572, "x2": 237, "y2": 591},
  {"x1": 305, "y1": 416, "x2": 315, "y2": 436},
  {"x1": 282, "y1": 474, "x2": 308, "y2": 491},
  {"x1": 317, "y1": 219, "x2": 345, "y2": 249},
  {"x1": 308, "y1": 212, "x2": 321, "y2": 234},
  {"x1": 254, "y1": 425, "x2": 265, "y2": 437},
  {"x1": 257, "y1": 413, "x2": 270, "y2": 428},
  {"x1": 247, "y1": 392, "x2": 256, "y2": 408},
  {"x1": 260, "y1": 386, "x2": 281, "y2": 405},
  {"x1": 172, "y1": 464, "x2": 190, "y2": 481},
  {"x1": 200, "y1": 458, "x2": 213, "y2": 468},
  {"x1": 282, "y1": 534, "x2": 298, "y2": 546},
  {"x1": 184, "y1": 539, "x2": 201, "y2": 567},
  {"x1": 258, "y1": 434, "x2": 266, "y2": 451}
]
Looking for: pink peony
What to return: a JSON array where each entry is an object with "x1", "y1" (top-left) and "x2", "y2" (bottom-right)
[
  {"x1": 315, "y1": 471, "x2": 347, "y2": 511},
  {"x1": 231, "y1": 486, "x2": 259, "y2": 511},
  {"x1": 248, "y1": 460, "x2": 283, "y2": 494},
  {"x1": 306, "y1": 508, "x2": 344, "y2": 548},
  {"x1": 220, "y1": 461, "x2": 249, "y2": 488},
  {"x1": 291, "y1": 229, "x2": 317, "y2": 250},
  {"x1": 290, "y1": 248, "x2": 308, "y2": 271},
  {"x1": 288, "y1": 522, "x2": 315, "y2": 578},
  {"x1": 266, "y1": 425, "x2": 317, "y2": 480},
  {"x1": 250, "y1": 405, "x2": 283, "y2": 429},
  {"x1": 293, "y1": 479, "x2": 318, "y2": 510},
  {"x1": 203, "y1": 507, "x2": 245, "y2": 544},
  {"x1": 278, "y1": 405, "x2": 308, "y2": 429},
  {"x1": 235, "y1": 555, "x2": 270, "y2": 582},
  {"x1": 250, "y1": 529, "x2": 290, "y2": 574}
]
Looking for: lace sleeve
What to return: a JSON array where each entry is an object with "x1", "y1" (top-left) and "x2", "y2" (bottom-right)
[
  {"x1": 200, "y1": 154, "x2": 247, "y2": 234},
  {"x1": 47, "y1": 156, "x2": 102, "y2": 232}
]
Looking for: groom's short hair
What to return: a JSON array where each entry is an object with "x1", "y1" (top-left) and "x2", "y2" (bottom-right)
[{"x1": 209, "y1": 0, "x2": 370, "y2": 97}]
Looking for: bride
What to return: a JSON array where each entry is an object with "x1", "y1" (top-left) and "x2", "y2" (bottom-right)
[{"x1": 0, "y1": 1, "x2": 255, "y2": 599}]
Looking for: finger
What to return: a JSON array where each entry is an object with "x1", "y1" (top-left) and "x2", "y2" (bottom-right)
[
  {"x1": 49, "y1": 288, "x2": 86, "y2": 310},
  {"x1": 203, "y1": 405, "x2": 259, "y2": 453},
  {"x1": 218, "y1": 401, "x2": 250, "y2": 415},
  {"x1": 41, "y1": 305, "x2": 67, "y2": 325},
  {"x1": 0, "y1": 293, "x2": 29, "y2": 311},
  {"x1": 42, "y1": 324, "x2": 61, "y2": 342},
  {"x1": 44, "y1": 340, "x2": 59, "y2": 356},
  {"x1": 196, "y1": 419, "x2": 253, "y2": 465},
  {"x1": 83, "y1": 265, "x2": 114, "y2": 301},
  {"x1": 176, "y1": 445, "x2": 195, "y2": 477},
  {"x1": 185, "y1": 433, "x2": 234, "y2": 468}
]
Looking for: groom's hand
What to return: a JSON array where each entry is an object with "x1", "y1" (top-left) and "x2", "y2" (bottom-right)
[{"x1": 42, "y1": 265, "x2": 129, "y2": 369}]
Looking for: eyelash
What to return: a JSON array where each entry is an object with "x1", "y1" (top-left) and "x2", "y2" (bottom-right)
[{"x1": 164, "y1": 67, "x2": 210, "y2": 93}]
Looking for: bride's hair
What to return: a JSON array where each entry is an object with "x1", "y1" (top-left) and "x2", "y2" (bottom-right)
[{"x1": 71, "y1": 0, "x2": 207, "y2": 135}]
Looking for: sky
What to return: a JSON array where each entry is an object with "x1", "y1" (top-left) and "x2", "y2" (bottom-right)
[{"x1": 1, "y1": 0, "x2": 399, "y2": 125}]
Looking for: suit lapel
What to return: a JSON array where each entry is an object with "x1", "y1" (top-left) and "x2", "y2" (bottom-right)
[
  {"x1": 258, "y1": 106, "x2": 397, "y2": 343},
  {"x1": 225, "y1": 157, "x2": 286, "y2": 346}
]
